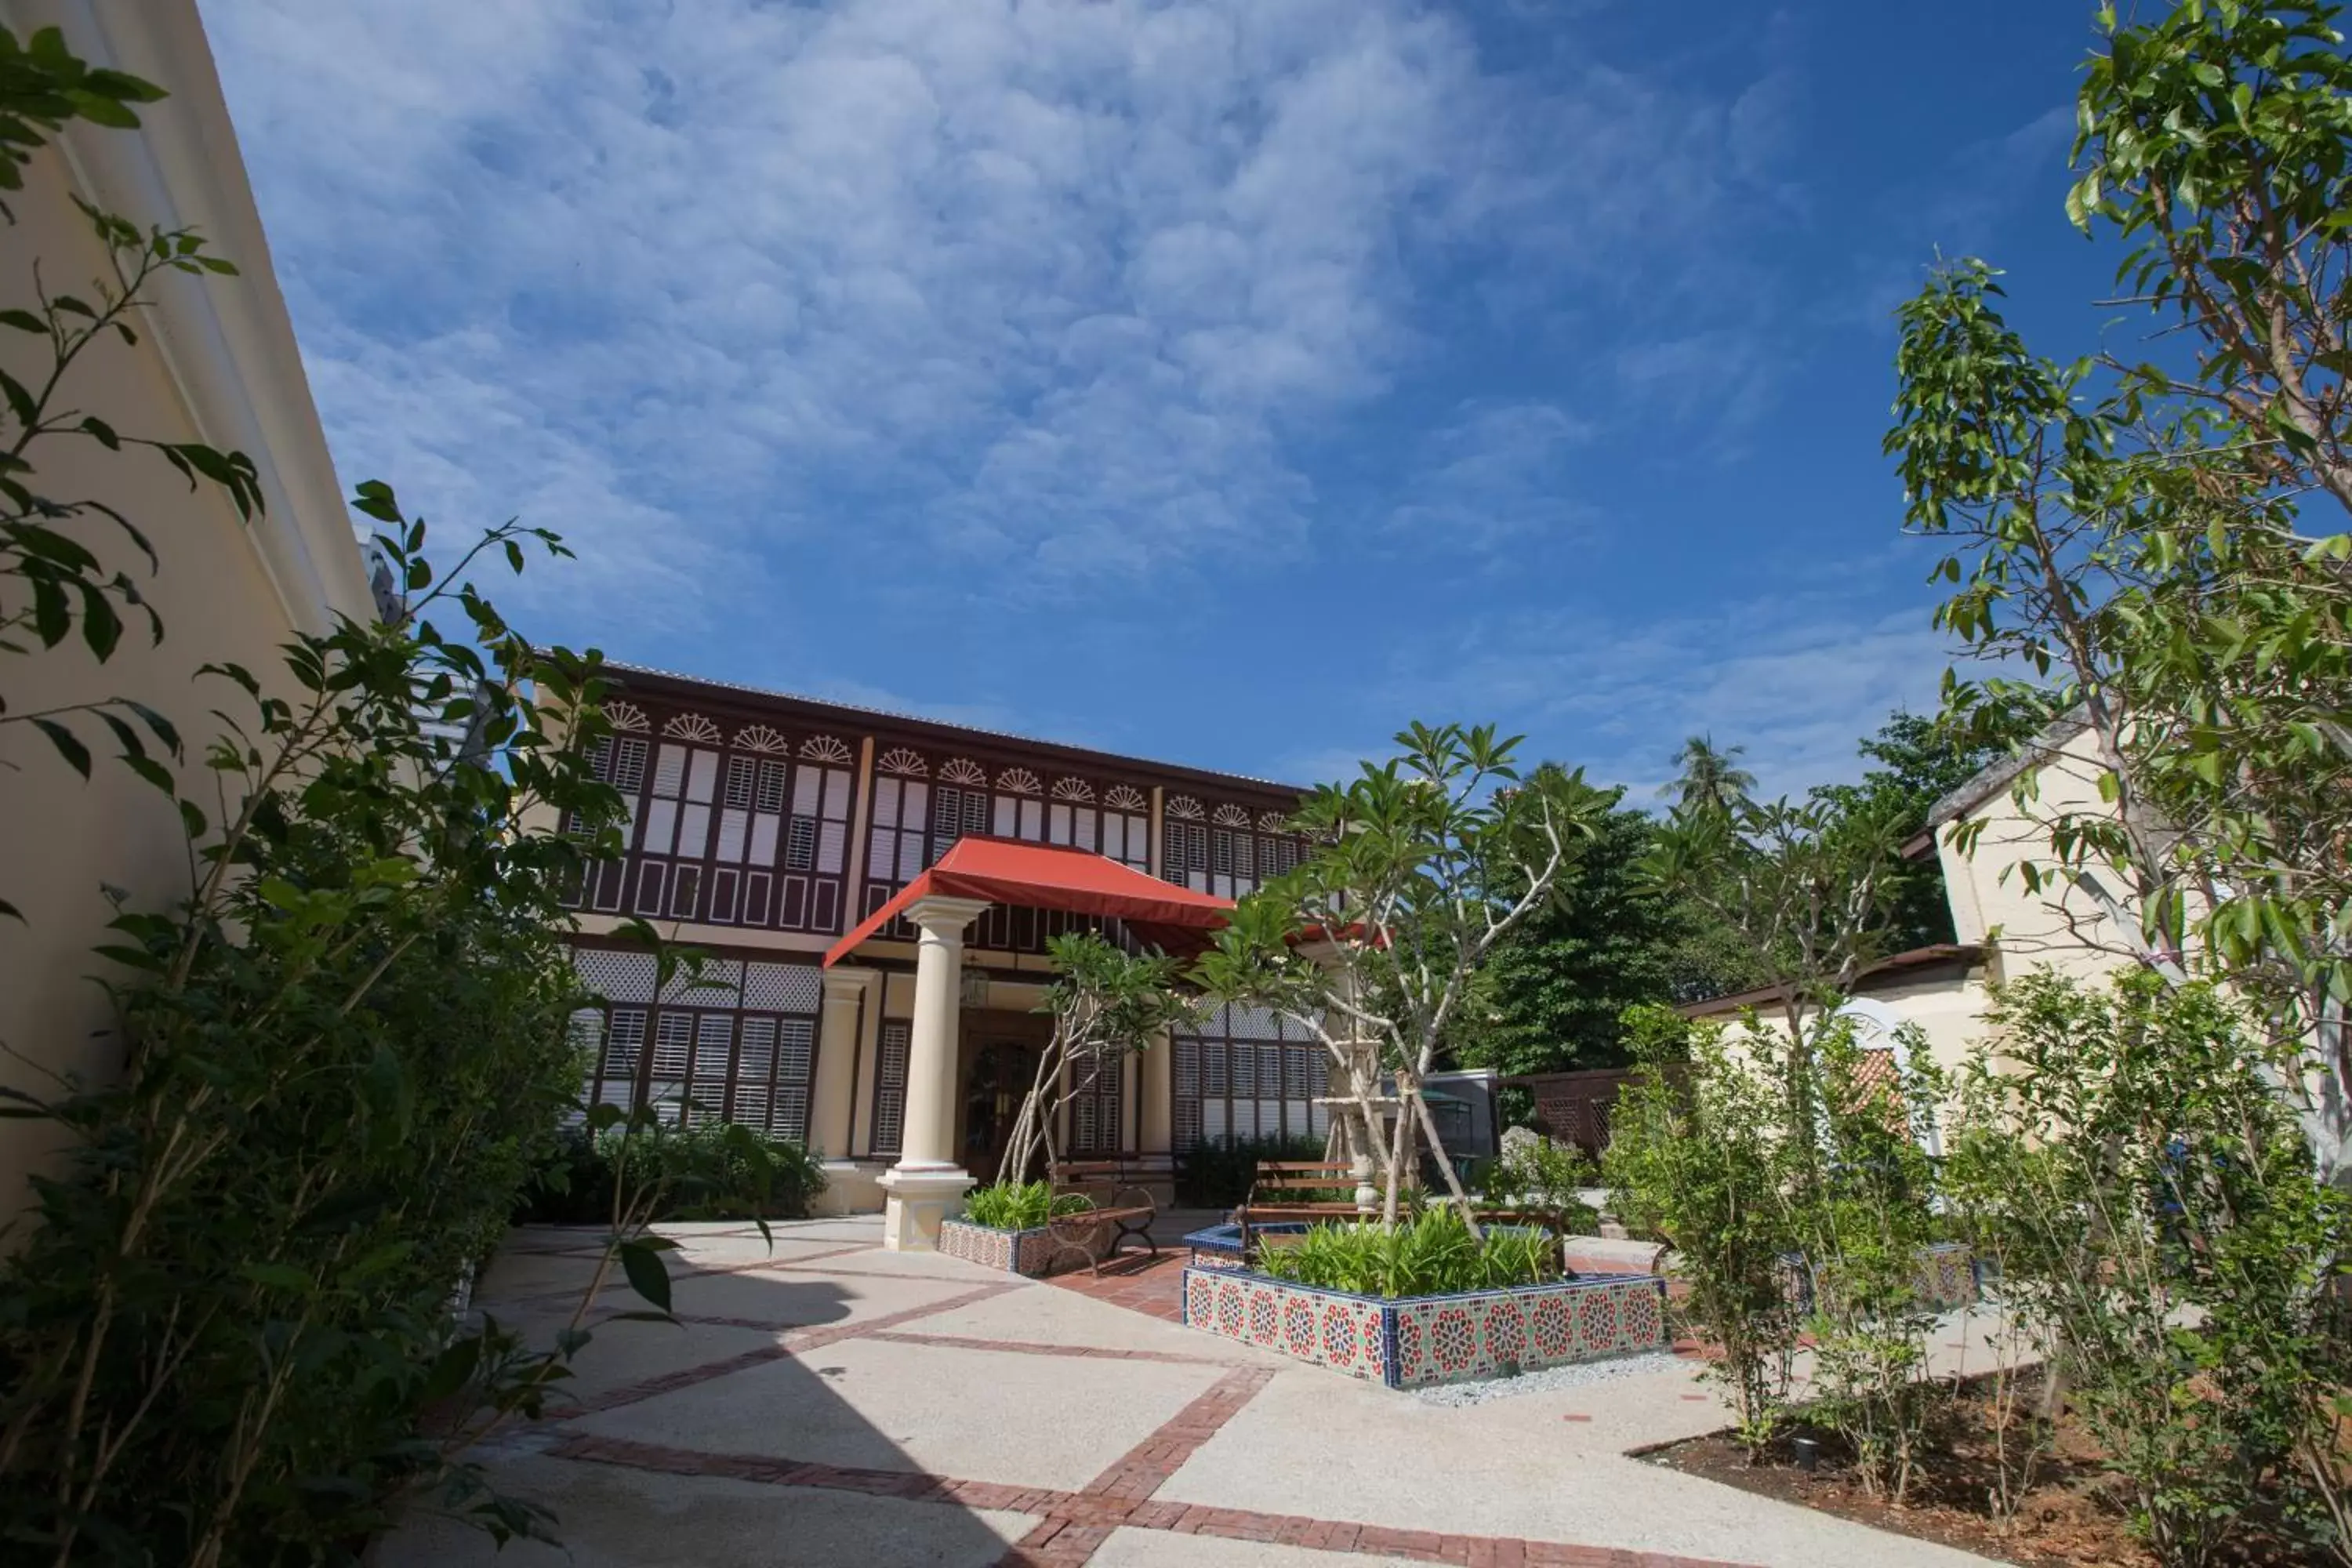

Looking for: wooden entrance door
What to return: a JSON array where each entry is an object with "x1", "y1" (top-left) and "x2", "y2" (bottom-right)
[{"x1": 963, "y1": 1040, "x2": 1041, "y2": 1184}]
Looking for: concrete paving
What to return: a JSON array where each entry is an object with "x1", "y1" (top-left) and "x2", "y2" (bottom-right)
[{"x1": 379, "y1": 1218, "x2": 2001, "y2": 1568}]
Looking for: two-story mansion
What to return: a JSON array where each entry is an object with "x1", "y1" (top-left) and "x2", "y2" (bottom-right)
[{"x1": 557, "y1": 662, "x2": 1330, "y2": 1249}]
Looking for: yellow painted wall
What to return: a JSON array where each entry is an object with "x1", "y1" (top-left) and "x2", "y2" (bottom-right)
[
  {"x1": 0, "y1": 0, "x2": 374, "y2": 1216},
  {"x1": 1935, "y1": 722, "x2": 2136, "y2": 987}
]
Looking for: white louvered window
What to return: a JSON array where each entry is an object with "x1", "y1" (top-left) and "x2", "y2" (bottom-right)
[
  {"x1": 1069, "y1": 1053, "x2": 1122, "y2": 1156},
  {"x1": 569, "y1": 947, "x2": 818, "y2": 1137},
  {"x1": 931, "y1": 786, "x2": 989, "y2": 859},
  {"x1": 1172, "y1": 1008, "x2": 1322, "y2": 1151},
  {"x1": 733, "y1": 1018, "x2": 775, "y2": 1133},
  {"x1": 773, "y1": 1018, "x2": 815, "y2": 1142},
  {"x1": 648, "y1": 1011, "x2": 694, "y2": 1123},
  {"x1": 1116, "y1": 814, "x2": 1150, "y2": 872},
  {"x1": 871, "y1": 1021, "x2": 912, "y2": 1156},
  {"x1": 688, "y1": 1012, "x2": 734, "y2": 1124},
  {"x1": 1163, "y1": 821, "x2": 1209, "y2": 891}
]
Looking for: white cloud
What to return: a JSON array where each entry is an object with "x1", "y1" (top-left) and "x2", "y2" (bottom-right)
[
  {"x1": 198, "y1": 0, "x2": 1813, "y2": 626},
  {"x1": 1386, "y1": 400, "x2": 1594, "y2": 547},
  {"x1": 197, "y1": 0, "x2": 1506, "y2": 620},
  {"x1": 1374, "y1": 590, "x2": 1958, "y2": 804}
]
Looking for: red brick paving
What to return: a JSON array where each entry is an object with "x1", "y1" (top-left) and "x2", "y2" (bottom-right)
[
  {"x1": 551, "y1": 1417, "x2": 1760, "y2": 1568},
  {"x1": 1042, "y1": 1249, "x2": 1189, "y2": 1323},
  {"x1": 865, "y1": 1328, "x2": 1236, "y2": 1367},
  {"x1": 506, "y1": 1236, "x2": 1759, "y2": 1568},
  {"x1": 1083, "y1": 1367, "x2": 1274, "y2": 1501},
  {"x1": 503, "y1": 1241, "x2": 880, "y2": 1311},
  {"x1": 567, "y1": 1280, "x2": 1022, "y2": 1414}
]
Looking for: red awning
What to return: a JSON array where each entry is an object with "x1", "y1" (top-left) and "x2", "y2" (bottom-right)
[{"x1": 822, "y1": 835, "x2": 1234, "y2": 967}]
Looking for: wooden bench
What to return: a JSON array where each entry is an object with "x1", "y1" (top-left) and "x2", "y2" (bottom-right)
[
  {"x1": 1046, "y1": 1159, "x2": 1159, "y2": 1275},
  {"x1": 1232, "y1": 1160, "x2": 1367, "y2": 1255},
  {"x1": 1233, "y1": 1163, "x2": 1574, "y2": 1270}
]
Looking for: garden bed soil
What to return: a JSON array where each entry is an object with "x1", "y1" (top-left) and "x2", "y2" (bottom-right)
[{"x1": 1644, "y1": 1377, "x2": 2313, "y2": 1567}]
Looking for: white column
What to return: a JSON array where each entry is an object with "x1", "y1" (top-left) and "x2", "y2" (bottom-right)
[
  {"x1": 1139, "y1": 1029, "x2": 1172, "y2": 1156},
  {"x1": 878, "y1": 895, "x2": 989, "y2": 1250},
  {"x1": 808, "y1": 968, "x2": 872, "y2": 1215}
]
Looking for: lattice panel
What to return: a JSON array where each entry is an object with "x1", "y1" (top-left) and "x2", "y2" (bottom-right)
[
  {"x1": 663, "y1": 958, "x2": 742, "y2": 1004},
  {"x1": 1230, "y1": 1005, "x2": 1279, "y2": 1040},
  {"x1": 574, "y1": 947, "x2": 657, "y2": 1003},
  {"x1": 743, "y1": 961, "x2": 820, "y2": 1012}
]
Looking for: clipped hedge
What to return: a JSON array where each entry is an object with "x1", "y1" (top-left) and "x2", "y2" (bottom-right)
[{"x1": 517, "y1": 1120, "x2": 826, "y2": 1225}]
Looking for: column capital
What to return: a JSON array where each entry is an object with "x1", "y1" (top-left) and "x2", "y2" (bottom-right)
[
  {"x1": 903, "y1": 895, "x2": 991, "y2": 938},
  {"x1": 822, "y1": 965, "x2": 875, "y2": 1004}
]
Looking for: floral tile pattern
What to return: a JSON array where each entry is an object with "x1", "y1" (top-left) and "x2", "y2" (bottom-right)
[
  {"x1": 1914, "y1": 1241, "x2": 1979, "y2": 1311},
  {"x1": 1389, "y1": 1276, "x2": 1665, "y2": 1388},
  {"x1": 936, "y1": 1217, "x2": 1116, "y2": 1277},
  {"x1": 1181, "y1": 1267, "x2": 1668, "y2": 1388},
  {"x1": 938, "y1": 1219, "x2": 1016, "y2": 1272}
]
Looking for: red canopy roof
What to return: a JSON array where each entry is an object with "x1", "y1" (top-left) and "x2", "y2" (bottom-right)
[{"x1": 822, "y1": 835, "x2": 1233, "y2": 967}]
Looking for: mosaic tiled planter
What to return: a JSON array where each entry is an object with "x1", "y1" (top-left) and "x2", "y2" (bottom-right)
[
  {"x1": 937, "y1": 1215, "x2": 1116, "y2": 1277},
  {"x1": 1181, "y1": 1266, "x2": 1668, "y2": 1389},
  {"x1": 1180, "y1": 1221, "x2": 1308, "y2": 1272},
  {"x1": 1780, "y1": 1240, "x2": 1982, "y2": 1316}
]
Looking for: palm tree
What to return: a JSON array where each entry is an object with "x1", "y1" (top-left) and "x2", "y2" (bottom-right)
[{"x1": 1661, "y1": 735, "x2": 1756, "y2": 817}]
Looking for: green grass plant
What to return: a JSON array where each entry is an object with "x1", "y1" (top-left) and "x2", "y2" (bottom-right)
[
  {"x1": 963, "y1": 1179, "x2": 1094, "y2": 1231},
  {"x1": 1253, "y1": 1209, "x2": 1558, "y2": 1298}
]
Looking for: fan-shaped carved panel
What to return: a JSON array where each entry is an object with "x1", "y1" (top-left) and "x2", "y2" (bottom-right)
[{"x1": 662, "y1": 712, "x2": 723, "y2": 743}]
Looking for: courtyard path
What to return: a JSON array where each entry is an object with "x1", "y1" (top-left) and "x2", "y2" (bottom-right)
[{"x1": 379, "y1": 1218, "x2": 1997, "y2": 1568}]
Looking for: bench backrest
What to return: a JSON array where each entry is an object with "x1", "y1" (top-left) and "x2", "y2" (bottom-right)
[
  {"x1": 1247, "y1": 1160, "x2": 1355, "y2": 1203},
  {"x1": 1051, "y1": 1160, "x2": 1147, "y2": 1195}
]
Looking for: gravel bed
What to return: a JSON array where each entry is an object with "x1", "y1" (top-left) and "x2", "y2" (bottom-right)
[{"x1": 1411, "y1": 1348, "x2": 1690, "y2": 1406}]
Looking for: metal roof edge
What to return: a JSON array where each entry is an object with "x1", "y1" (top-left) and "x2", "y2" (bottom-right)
[{"x1": 583, "y1": 655, "x2": 1309, "y2": 797}]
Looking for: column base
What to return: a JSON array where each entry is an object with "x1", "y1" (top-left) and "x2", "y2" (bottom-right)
[
  {"x1": 811, "y1": 1160, "x2": 891, "y2": 1218},
  {"x1": 877, "y1": 1163, "x2": 973, "y2": 1252}
]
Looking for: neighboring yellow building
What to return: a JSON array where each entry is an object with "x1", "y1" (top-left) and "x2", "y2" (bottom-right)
[
  {"x1": 1680, "y1": 714, "x2": 2138, "y2": 1115},
  {"x1": 0, "y1": 0, "x2": 376, "y2": 1213}
]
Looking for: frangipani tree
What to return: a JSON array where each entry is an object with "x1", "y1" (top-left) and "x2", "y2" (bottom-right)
[
  {"x1": 1641, "y1": 792, "x2": 1908, "y2": 1045},
  {"x1": 1191, "y1": 724, "x2": 1610, "y2": 1226},
  {"x1": 996, "y1": 931, "x2": 1190, "y2": 1185}
]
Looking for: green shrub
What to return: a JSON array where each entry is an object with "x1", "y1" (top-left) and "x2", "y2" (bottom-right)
[
  {"x1": 1781, "y1": 1017, "x2": 1950, "y2": 1504},
  {"x1": 963, "y1": 1180, "x2": 1092, "y2": 1231},
  {"x1": 1947, "y1": 972, "x2": 2352, "y2": 1565},
  {"x1": 1483, "y1": 1134, "x2": 1602, "y2": 1236},
  {"x1": 1175, "y1": 1132, "x2": 1323, "y2": 1208},
  {"x1": 1254, "y1": 1210, "x2": 1557, "y2": 1298},
  {"x1": 0, "y1": 493, "x2": 634, "y2": 1563},
  {"x1": 1604, "y1": 1012, "x2": 1802, "y2": 1457},
  {"x1": 519, "y1": 1120, "x2": 826, "y2": 1225}
]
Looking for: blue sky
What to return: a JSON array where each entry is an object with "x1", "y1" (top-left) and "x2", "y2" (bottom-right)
[{"x1": 200, "y1": 0, "x2": 2124, "y2": 800}]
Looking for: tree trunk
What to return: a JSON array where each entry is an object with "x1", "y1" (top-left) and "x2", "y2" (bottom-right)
[{"x1": 1410, "y1": 1086, "x2": 1483, "y2": 1240}]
